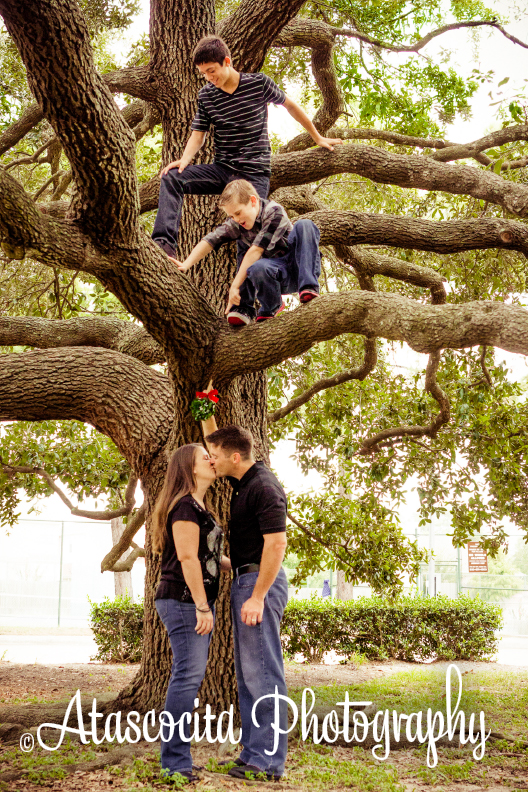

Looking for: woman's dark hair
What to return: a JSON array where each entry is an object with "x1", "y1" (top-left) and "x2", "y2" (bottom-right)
[
  {"x1": 152, "y1": 444, "x2": 203, "y2": 554},
  {"x1": 192, "y1": 35, "x2": 231, "y2": 67}
]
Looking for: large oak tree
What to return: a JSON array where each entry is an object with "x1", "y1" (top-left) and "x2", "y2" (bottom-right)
[{"x1": 1, "y1": 0, "x2": 528, "y2": 714}]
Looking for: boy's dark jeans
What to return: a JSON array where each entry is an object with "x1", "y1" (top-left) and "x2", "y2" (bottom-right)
[
  {"x1": 152, "y1": 162, "x2": 270, "y2": 255},
  {"x1": 238, "y1": 219, "x2": 321, "y2": 318}
]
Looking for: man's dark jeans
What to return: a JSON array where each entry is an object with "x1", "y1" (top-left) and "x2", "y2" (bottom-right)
[
  {"x1": 239, "y1": 218, "x2": 321, "y2": 318},
  {"x1": 152, "y1": 162, "x2": 270, "y2": 256}
]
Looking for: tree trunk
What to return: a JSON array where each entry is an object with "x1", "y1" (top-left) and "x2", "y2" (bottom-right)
[{"x1": 111, "y1": 517, "x2": 134, "y2": 599}]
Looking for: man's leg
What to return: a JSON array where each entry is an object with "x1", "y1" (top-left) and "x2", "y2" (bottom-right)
[
  {"x1": 152, "y1": 163, "x2": 230, "y2": 256},
  {"x1": 155, "y1": 599, "x2": 212, "y2": 775},
  {"x1": 285, "y1": 218, "x2": 321, "y2": 299},
  {"x1": 231, "y1": 569, "x2": 289, "y2": 776}
]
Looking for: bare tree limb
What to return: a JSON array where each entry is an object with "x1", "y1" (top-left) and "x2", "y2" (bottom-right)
[
  {"x1": 109, "y1": 542, "x2": 146, "y2": 573},
  {"x1": 358, "y1": 350, "x2": 450, "y2": 453},
  {"x1": 480, "y1": 345, "x2": 493, "y2": 386},
  {"x1": 0, "y1": 316, "x2": 165, "y2": 365},
  {"x1": 332, "y1": 19, "x2": 528, "y2": 54},
  {"x1": 268, "y1": 337, "x2": 377, "y2": 423},
  {"x1": 0, "y1": 461, "x2": 138, "y2": 520},
  {"x1": 101, "y1": 505, "x2": 147, "y2": 572}
]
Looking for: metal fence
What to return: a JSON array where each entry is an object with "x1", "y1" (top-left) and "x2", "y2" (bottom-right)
[{"x1": 0, "y1": 518, "x2": 145, "y2": 627}]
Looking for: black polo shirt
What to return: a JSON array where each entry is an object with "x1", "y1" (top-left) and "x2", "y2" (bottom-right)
[{"x1": 227, "y1": 461, "x2": 287, "y2": 571}]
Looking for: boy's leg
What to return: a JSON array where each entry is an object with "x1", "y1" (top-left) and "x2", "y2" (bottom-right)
[
  {"x1": 152, "y1": 163, "x2": 231, "y2": 256},
  {"x1": 245, "y1": 258, "x2": 283, "y2": 318},
  {"x1": 284, "y1": 218, "x2": 321, "y2": 297}
]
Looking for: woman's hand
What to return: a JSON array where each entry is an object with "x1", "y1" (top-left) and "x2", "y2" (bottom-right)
[
  {"x1": 221, "y1": 555, "x2": 232, "y2": 572},
  {"x1": 195, "y1": 608, "x2": 214, "y2": 635}
]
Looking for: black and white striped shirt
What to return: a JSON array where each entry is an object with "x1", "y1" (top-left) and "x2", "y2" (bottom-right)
[
  {"x1": 190, "y1": 72, "x2": 286, "y2": 177},
  {"x1": 203, "y1": 198, "x2": 293, "y2": 259}
]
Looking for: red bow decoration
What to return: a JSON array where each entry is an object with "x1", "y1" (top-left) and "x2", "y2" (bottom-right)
[{"x1": 195, "y1": 388, "x2": 219, "y2": 403}]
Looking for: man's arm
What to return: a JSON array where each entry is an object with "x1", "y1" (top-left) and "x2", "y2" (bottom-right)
[
  {"x1": 225, "y1": 245, "x2": 264, "y2": 314},
  {"x1": 160, "y1": 130, "x2": 206, "y2": 176},
  {"x1": 176, "y1": 239, "x2": 213, "y2": 272},
  {"x1": 240, "y1": 532, "x2": 287, "y2": 625},
  {"x1": 283, "y1": 97, "x2": 342, "y2": 151}
]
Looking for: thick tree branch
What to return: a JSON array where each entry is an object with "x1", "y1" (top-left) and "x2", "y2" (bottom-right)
[
  {"x1": 270, "y1": 144, "x2": 528, "y2": 216},
  {"x1": 304, "y1": 210, "x2": 528, "y2": 257},
  {"x1": 358, "y1": 350, "x2": 450, "y2": 453},
  {"x1": 213, "y1": 293, "x2": 528, "y2": 381},
  {"x1": 274, "y1": 185, "x2": 447, "y2": 301},
  {"x1": 0, "y1": 316, "x2": 165, "y2": 365},
  {"x1": 0, "y1": 166, "x2": 110, "y2": 273},
  {"x1": 101, "y1": 505, "x2": 147, "y2": 572},
  {"x1": 268, "y1": 338, "x2": 377, "y2": 423},
  {"x1": 0, "y1": 0, "x2": 139, "y2": 247},
  {"x1": 274, "y1": 18, "x2": 344, "y2": 146},
  {"x1": 0, "y1": 348, "x2": 172, "y2": 473},
  {"x1": 218, "y1": 0, "x2": 307, "y2": 72}
]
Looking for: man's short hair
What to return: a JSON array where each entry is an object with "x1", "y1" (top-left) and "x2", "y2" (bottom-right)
[
  {"x1": 205, "y1": 425, "x2": 254, "y2": 460},
  {"x1": 218, "y1": 179, "x2": 257, "y2": 208},
  {"x1": 193, "y1": 36, "x2": 231, "y2": 66}
]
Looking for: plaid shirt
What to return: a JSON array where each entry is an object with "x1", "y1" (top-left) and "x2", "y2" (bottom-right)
[{"x1": 203, "y1": 198, "x2": 293, "y2": 259}]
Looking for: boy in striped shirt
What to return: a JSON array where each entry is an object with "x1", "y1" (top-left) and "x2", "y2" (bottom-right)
[
  {"x1": 152, "y1": 35, "x2": 341, "y2": 259},
  {"x1": 176, "y1": 179, "x2": 321, "y2": 324}
]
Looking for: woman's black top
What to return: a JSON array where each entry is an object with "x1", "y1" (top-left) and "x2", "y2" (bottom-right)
[{"x1": 155, "y1": 494, "x2": 223, "y2": 603}]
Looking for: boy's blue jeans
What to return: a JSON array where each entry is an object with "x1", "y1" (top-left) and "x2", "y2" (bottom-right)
[
  {"x1": 231, "y1": 568, "x2": 289, "y2": 776},
  {"x1": 155, "y1": 598, "x2": 214, "y2": 775},
  {"x1": 238, "y1": 219, "x2": 321, "y2": 318},
  {"x1": 152, "y1": 162, "x2": 270, "y2": 255}
]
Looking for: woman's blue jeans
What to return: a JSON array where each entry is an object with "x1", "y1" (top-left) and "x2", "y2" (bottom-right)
[{"x1": 155, "y1": 598, "x2": 213, "y2": 774}]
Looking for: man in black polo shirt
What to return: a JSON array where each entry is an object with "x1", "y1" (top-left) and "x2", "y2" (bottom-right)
[
  {"x1": 152, "y1": 35, "x2": 342, "y2": 259},
  {"x1": 204, "y1": 424, "x2": 289, "y2": 781}
]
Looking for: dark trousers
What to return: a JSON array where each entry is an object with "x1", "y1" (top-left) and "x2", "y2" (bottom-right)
[
  {"x1": 239, "y1": 219, "x2": 321, "y2": 318},
  {"x1": 152, "y1": 162, "x2": 270, "y2": 255}
]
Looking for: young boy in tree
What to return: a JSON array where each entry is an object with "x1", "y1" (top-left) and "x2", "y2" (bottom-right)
[
  {"x1": 176, "y1": 179, "x2": 321, "y2": 324},
  {"x1": 152, "y1": 35, "x2": 341, "y2": 259}
]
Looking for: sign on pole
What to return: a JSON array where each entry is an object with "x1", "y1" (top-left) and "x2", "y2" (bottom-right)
[{"x1": 467, "y1": 542, "x2": 488, "y2": 573}]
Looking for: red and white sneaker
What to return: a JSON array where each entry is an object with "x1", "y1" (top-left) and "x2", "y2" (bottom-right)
[
  {"x1": 256, "y1": 301, "x2": 286, "y2": 322},
  {"x1": 299, "y1": 289, "x2": 319, "y2": 303},
  {"x1": 227, "y1": 309, "x2": 253, "y2": 326}
]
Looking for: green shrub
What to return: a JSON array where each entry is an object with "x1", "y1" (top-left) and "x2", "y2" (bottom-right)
[
  {"x1": 280, "y1": 594, "x2": 503, "y2": 662},
  {"x1": 88, "y1": 592, "x2": 502, "y2": 665},
  {"x1": 89, "y1": 594, "x2": 143, "y2": 663}
]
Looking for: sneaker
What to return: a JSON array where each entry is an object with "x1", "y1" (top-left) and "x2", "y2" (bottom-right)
[
  {"x1": 227, "y1": 309, "x2": 253, "y2": 326},
  {"x1": 227, "y1": 763, "x2": 281, "y2": 781},
  {"x1": 256, "y1": 301, "x2": 286, "y2": 322},
  {"x1": 299, "y1": 289, "x2": 319, "y2": 303}
]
